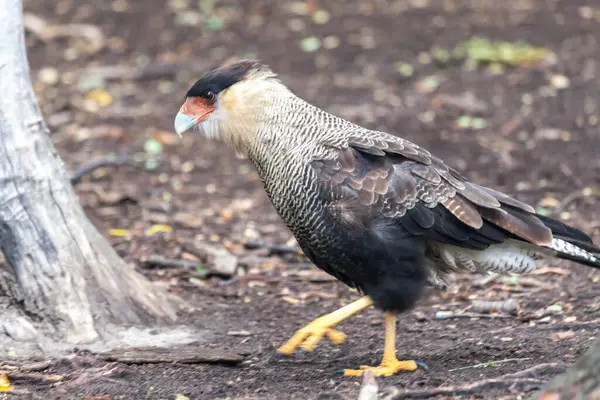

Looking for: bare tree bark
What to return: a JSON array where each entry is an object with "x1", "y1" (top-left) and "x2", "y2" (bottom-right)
[
  {"x1": 533, "y1": 341, "x2": 600, "y2": 400},
  {"x1": 0, "y1": 0, "x2": 188, "y2": 356}
]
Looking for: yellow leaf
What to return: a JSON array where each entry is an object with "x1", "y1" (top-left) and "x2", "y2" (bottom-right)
[
  {"x1": 145, "y1": 224, "x2": 173, "y2": 236},
  {"x1": 108, "y1": 228, "x2": 131, "y2": 237},
  {"x1": 0, "y1": 373, "x2": 13, "y2": 391},
  {"x1": 282, "y1": 296, "x2": 300, "y2": 305},
  {"x1": 85, "y1": 89, "x2": 113, "y2": 107},
  {"x1": 538, "y1": 196, "x2": 560, "y2": 208}
]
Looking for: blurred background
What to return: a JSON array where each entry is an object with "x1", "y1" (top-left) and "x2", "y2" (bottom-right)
[{"x1": 22, "y1": 0, "x2": 600, "y2": 398}]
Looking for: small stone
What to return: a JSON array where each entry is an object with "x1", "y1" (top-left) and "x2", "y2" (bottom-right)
[
  {"x1": 550, "y1": 74, "x2": 570, "y2": 89},
  {"x1": 38, "y1": 67, "x2": 59, "y2": 85},
  {"x1": 183, "y1": 241, "x2": 238, "y2": 277},
  {"x1": 535, "y1": 128, "x2": 565, "y2": 140},
  {"x1": 227, "y1": 330, "x2": 251, "y2": 336}
]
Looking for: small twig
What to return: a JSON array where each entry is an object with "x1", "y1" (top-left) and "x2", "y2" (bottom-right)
[
  {"x1": 143, "y1": 255, "x2": 201, "y2": 271},
  {"x1": 449, "y1": 357, "x2": 532, "y2": 372},
  {"x1": 243, "y1": 240, "x2": 303, "y2": 257},
  {"x1": 220, "y1": 270, "x2": 338, "y2": 287},
  {"x1": 536, "y1": 319, "x2": 600, "y2": 331},
  {"x1": 553, "y1": 188, "x2": 596, "y2": 215},
  {"x1": 2, "y1": 371, "x2": 65, "y2": 384},
  {"x1": 18, "y1": 360, "x2": 53, "y2": 372},
  {"x1": 385, "y1": 363, "x2": 564, "y2": 399},
  {"x1": 70, "y1": 155, "x2": 134, "y2": 185},
  {"x1": 474, "y1": 273, "x2": 501, "y2": 286},
  {"x1": 435, "y1": 311, "x2": 514, "y2": 320},
  {"x1": 219, "y1": 274, "x2": 284, "y2": 287},
  {"x1": 530, "y1": 267, "x2": 570, "y2": 276},
  {"x1": 357, "y1": 371, "x2": 378, "y2": 400},
  {"x1": 385, "y1": 379, "x2": 546, "y2": 400},
  {"x1": 175, "y1": 282, "x2": 239, "y2": 298},
  {"x1": 24, "y1": 13, "x2": 105, "y2": 53},
  {"x1": 508, "y1": 276, "x2": 554, "y2": 289},
  {"x1": 471, "y1": 299, "x2": 520, "y2": 315}
]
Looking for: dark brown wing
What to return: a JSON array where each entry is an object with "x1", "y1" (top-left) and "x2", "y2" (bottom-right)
[{"x1": 312, "y1": 135, "x2": 552, "y2": 248}]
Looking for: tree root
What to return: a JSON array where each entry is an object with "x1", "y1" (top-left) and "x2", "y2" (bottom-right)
[
  {"x1": 97, "y1": 344, "x2": 248, "y2": 365},
  {"x1": 384, "y1": 363, "x2": 565, "y2": 399},
  {"x1": 70, "y1": 155, "x2": 134, "y2": 185},
  {"x1": 1, "y1": 371, "x2": 65, "y2": 385}
]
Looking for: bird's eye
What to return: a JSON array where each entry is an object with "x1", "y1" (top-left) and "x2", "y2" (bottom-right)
[{"x1": 204, "y1": 91, "x2": 216, "y2": 103}]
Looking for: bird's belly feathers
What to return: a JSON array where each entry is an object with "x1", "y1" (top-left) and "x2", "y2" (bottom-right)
[{"x1": 430, "y1": 240, "x2": 553, "y2": 276}]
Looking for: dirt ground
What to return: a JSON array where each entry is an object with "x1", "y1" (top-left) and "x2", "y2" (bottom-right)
[{"x1": 12, "y1": 0, "x2": 600, "y2": 398}]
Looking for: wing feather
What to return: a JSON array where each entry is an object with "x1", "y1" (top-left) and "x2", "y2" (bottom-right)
[{"x1": 313, "y1": 131, "x2": 552, "y2": 250}]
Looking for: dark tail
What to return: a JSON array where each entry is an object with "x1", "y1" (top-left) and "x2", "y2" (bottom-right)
[{"x1": 537, "y1": 214, "x2": 600, "y2": 269}]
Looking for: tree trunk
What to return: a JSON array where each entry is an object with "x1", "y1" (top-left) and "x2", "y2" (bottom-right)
[
  {"x1": 533, "y1": 341, "x2": 600, "y2": 400},
  {"x1": 0, "y1": 0, "x2": 186, "y2": 356}
]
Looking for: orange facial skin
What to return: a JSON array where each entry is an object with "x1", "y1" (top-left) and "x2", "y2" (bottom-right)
[{"x1": 179, "y1": 96, "x2": 215, "y2": 123}]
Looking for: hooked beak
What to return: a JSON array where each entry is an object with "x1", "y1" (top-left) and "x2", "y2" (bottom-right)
[
  {"x1": 174, "y1": 112, "x2": 197, "y2": 138},
  {"x1": 173, "y1": 97, "x2": 215, "y2": 138}
]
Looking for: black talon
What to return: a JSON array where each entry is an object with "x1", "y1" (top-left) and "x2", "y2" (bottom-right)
[{"x1": 416, "y1": 361, "x2": 429, "y2": 370}]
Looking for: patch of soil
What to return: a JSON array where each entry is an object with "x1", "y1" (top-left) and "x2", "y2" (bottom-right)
[{"x1": 14, "y1": 0, "x2": 600, "y2": 398}]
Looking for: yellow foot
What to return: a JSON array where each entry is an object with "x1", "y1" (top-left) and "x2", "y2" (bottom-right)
[
  {"x1": 277, "y1": 322, "x2": 347, "y2": 355},
  {"x1": 344, "y1": 359, "x2": 418, "y2": 377}
]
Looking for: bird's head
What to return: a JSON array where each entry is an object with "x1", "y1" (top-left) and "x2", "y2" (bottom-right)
[{"x1": 174, "y1": 59, "x2": 284, "y2": 154}]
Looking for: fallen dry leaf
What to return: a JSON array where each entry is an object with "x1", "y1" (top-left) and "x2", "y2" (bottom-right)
[
  {"x1": 108, "y1": 228, "x2": 132, "y2": 237},
  {"x1": 85, "y1": 88, "x2": 114, "y2": 107},
  {"x1": 552, "y1": 331, "x2": 576, "y2": 341},
  {"x1": 145, "y1": 224, "x2": 173, "y2": 236},
  {"x1": 0, "y1": 373, "x2": 13, "y2": 391}
]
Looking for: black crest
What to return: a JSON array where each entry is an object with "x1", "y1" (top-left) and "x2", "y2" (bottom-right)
[{"x1": 186, "y1": 59, "x2": 272, "y2": 98}]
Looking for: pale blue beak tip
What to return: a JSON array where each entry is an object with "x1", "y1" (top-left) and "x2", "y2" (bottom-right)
[{"x1": 174, "y1": 112, "x2": 197, "y2": 137}]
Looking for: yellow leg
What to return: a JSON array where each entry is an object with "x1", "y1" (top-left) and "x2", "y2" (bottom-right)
[
  {"x1": 344, "y1": 312, "x2": 418, "y2": 377},
  {"x1": 277, "y1": 296, "x2": 374, "y2": 355}
]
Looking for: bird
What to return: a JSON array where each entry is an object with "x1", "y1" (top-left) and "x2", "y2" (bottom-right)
[{"x1": 174, "y1": 59, "x2": 600, "y2": 377}]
